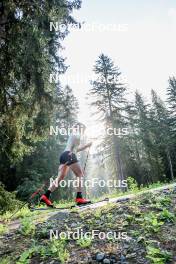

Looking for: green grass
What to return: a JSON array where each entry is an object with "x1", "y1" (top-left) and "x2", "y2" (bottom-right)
[
  {"x1": 143, "y1": 212, "x2": 164, "y2": 233},
  {"x1": 76, "y1": 237, "x2": 92, "y2": 248},
  {"x1": 53, "y1": 199, "x2": 75, "y2": 208},
  {"x1": 16, "y1": 239, "x2": 70, "y2": 264},
  {"x1": 49, "y1": 238, "x2": 70, "y2": 263},
  {"x1": 0, "y1": 199, "x2": 74, "y2": 222},
  {"x1": 0, "y1": 223, "x2": 8, "y2": 235},
  {"x1": 0, "y1": 181, "x2": 175, "y2": 223},
  {"x1": 19, "y1": 217, "x2": 36, "y2": 236},
  {"x1": 158, "y1": 208, "x2": 175, "y2": 222},
  {"x1": 1, "y1": 181, "x2": 175, "y2": 264},
  {"x1": 0, "y1": 256, "x2": 12, "y2": 264},
  {"x1": 94, "y1": 181, "x2": 176, "y2": 201},
  {"x1": 0, "y1": 207, "x2": 40, "y2": 222},
  {"x1": 146, "y1": 246, "x2": 172, "y2": 264}
]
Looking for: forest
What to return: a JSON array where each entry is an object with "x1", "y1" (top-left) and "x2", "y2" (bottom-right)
[
  {"x1": 0, "y1": 1, "x2": 176, "y2": 264},
  {"x1": 0, "y1": 1, "x2": 176, "y2": 203}
]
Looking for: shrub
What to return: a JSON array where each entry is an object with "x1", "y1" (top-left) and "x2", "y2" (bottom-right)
[
  {"x1": 0, "y1": 183, "x2": 22, "y2": 214},
  {"x1": 19, "y1": 217, "x2": 35, "y2": 236},
  {"x1": 76, "y1": 237, "x2": 92, "y2": 248},
  {"x1": 49, "y1": 239, "x2": 70, "y2": 263},
  {"x1": 146, "y1": 246, "x2": 172, "y2": 264},
  {"x1": 0, "y1": 256, "x2": 12, "y2": 264},
  {"x1": 127, "y1": 177, "x2": 139, "y2": 192},
  {"x1": 0, "y1": 223, "x2": 8, "y2": 235}
]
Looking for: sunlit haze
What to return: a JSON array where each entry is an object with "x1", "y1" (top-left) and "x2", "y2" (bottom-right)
[{"x1": 60, "y1": 0, "x2": 176, "y2": 142}]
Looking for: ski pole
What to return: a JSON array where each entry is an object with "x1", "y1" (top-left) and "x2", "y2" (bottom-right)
[
  {"x1": 83, "y1": 146, "x2": 90, "y2": 173},
  {"x1": 9, "y1": 161, "x2": 70, "y2": 219},
  {"x1": 8, "y1": 182, "x2": 47, "y2": 220}
]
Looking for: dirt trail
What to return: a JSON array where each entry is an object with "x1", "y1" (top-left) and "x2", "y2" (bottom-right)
[{"x1": 4, "y1": 183, "x2": 176, "y2": 232}]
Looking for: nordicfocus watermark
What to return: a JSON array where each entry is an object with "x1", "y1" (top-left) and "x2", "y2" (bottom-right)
[
  {"x1": 49, "y1": 124, "x2": 86, "y2": 137},
  {"x1": 49, "y1": 125, "x2": 129, "y2": 137},
  {"x1": 50, "y1": 229, "x2": 128, "y2": 241},
  {"x1": 49, "y1": 22, "x2": 128, "y2": 33},
  {"x1": 49, "y1": 72, "x2": 128, "y2": 85},
  {"x1": 49, "y1": 178, "x2": 127, "y2": 189}
]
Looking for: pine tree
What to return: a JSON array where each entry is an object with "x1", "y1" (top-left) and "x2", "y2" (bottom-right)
[
  {"x1": 122, "y1": 102, "x2": 144, "y2": 185},
  {"x1": 134, "y1": 91, "x2": 166, "y2": 183},
  {"x1": 0, "y1": 0, "x2": 81, "y2": 190},
  {"x1": 17, "y1": 85, "x2": 79, "y2": 199},
  {"x1": 167, "y1": 77, "x2": 176, "y2": 139},
  {"x1": 90, "y1": 54, "x2": 127, "y2": 185},
  {"x1": 166, "y1": 77, "x2": 176, "y2": 178},
  {"x1": 150, "y1": 89, "x2": 174, "y2": 180}
]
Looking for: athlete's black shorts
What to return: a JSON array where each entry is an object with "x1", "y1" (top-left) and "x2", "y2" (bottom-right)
[{"x1": 59, "y1": 151, "x2": 78, "y2": 166}]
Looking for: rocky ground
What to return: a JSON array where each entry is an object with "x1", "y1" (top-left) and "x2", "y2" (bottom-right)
[{"x1": 0, "y1": 187, "x2": 176, "y2": 264}]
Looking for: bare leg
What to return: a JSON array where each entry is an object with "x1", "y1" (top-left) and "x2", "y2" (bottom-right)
[
  {"x1": 49, "y1": 164, "x2": 69, "y2": 192},
  {"x1": 69, "y1": 162, "x2": 84, "y2": 192}
]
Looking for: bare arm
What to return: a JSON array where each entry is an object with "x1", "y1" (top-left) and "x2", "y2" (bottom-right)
[{"x1": 77, "y1": 142, "x2": 92, "y2": 152}]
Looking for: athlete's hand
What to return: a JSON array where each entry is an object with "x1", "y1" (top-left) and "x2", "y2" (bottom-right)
[{"x1": 87, "y1": 142, "x2": 92, "y2": 148}]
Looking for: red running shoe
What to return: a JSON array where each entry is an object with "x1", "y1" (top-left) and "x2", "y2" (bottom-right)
[
  {"x1": 40, "y1": 194, "x2": 53, "y2": 207},
  {"x1": 75, "y1": 197, "x2": 91, "y2": 205}
]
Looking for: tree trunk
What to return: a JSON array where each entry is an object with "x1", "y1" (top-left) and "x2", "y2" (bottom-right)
[
  {"x1": 166, "y1": 150, "x2": 174, "y2": 180},
  {"x1": 103, "y1": 65, "x2": 125, "y2": 190},
  {"x1": 112, "y1": 133, "x2": 126, "y2": 191}
]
